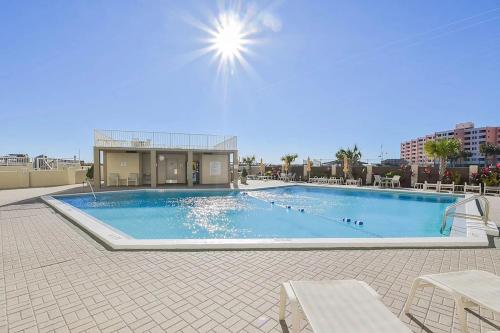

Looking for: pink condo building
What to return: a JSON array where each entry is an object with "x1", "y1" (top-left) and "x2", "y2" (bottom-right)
[{"x1": 400, "y1": 122, "x2": 500, "y2": 165}]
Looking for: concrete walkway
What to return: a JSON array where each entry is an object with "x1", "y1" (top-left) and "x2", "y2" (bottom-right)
[
  {"x1": 0, "y1": 184, "x2": 84, "y2": 207},
  {"x1": 0, "y1": 202, "x2": 499, "y2": 332}
]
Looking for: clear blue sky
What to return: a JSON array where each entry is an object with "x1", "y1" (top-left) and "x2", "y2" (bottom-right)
[{"x1": 1, "y1": 1, "x2": 499, "y2": 163}]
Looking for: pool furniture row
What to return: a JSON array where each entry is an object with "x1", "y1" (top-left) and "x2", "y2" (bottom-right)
[
  {"x1": 280, "y1": 270, "x2": 500, "y2": 333},
  {"x1": 414, "y1": 181, "x2": 500, "y2": 196},
  {"x1": 246, "y1": 174, "x2": 273, "y2": 181},
  {"x1": 108, "y1": 172, "x2": 138, "y2": 186},
  {"x1": 308, "y1": 176, "x2": 362, "y2": 186}
]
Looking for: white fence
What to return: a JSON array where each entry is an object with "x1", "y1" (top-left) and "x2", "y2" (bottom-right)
[
  {"x1": 94, "y1": 129, "x2": 237, "y2": 151},
  {"x1": 0, "y1": 155, "x2": 30, "y2": 166},
  {"x1": 34, "y1": 157, "x2": 81, "y2": 170}
]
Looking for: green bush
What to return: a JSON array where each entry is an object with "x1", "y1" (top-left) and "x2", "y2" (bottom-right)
[
  {"x1": 241, "y1": 168, "x2": 248, "y2": 177},
  {"x1": 86, "y1": 165, "x2": 94, "y2": 179}
]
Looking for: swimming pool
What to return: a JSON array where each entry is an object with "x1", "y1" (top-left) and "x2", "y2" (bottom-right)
[
  {"x1": 54, "y1": 185, "x2": 460, "y2": 240},
  {"x1": 43, "y1": 185, "x2": 491, "y2": 249}
]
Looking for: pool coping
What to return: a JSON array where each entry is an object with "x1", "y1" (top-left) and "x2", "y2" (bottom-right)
[{"x1": 41, "y1": 185, "x2": 495, "y2": 250}]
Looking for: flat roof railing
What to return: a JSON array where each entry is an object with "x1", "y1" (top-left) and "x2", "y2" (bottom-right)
[
  {"x1": 94, "y1": 129, "x2": 237, "y2": 151},
  {"x1": 0, "y1": 155, "x2": 31, "y2": 166}
]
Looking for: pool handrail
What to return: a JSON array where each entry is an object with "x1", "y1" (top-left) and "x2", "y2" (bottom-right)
[{"x1": 440, "y1": 195, "x2": 489, "y2": 234}]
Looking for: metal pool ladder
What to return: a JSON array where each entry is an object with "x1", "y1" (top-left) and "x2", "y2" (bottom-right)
[
  {"x1": 440, "y1": 195, "x2": 489, "y2": 234},
  {"x1": 85, "y1": 178, "x2": 97, "y2": 200}
]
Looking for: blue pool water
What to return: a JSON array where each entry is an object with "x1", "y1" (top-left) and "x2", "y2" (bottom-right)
[{"x1": 57, "y1": 186, "x2": 459, "y2": 239}]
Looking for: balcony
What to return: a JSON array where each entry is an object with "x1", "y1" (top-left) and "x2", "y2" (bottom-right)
[{"x1": 94, "y1": 129, "x2": 237, "y2": 151}]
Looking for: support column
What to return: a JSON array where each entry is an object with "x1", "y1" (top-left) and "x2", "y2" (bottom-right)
[
  {"x1": 469, "y1": 165, "x2": 478, "y2": 182},
  {"x1": 366, "y1": 165, "x2": 373, "y2": 185},
  {"x1": 187, "y1": 151, "x2": 193, "y2": 187},
  {"x1": 233, "y1": 151, "x2": 239, "y2": 188},
  {"x1": 150, "y1": 150, "x2": 157, "y2": 188},
  {"x1": 102, "y1": 151, "x2": 108, "y2": 187},
  {"x1": 411, "y1": 164, "x2": 419, "y2": 186},
  {"x1": 93, "y1": 147, "x2": 100, "y2": 190}
]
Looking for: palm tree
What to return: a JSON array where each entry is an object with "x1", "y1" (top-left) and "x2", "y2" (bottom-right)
[
  {"x1": 450, "y1": 149, "x2": 472, "y2": 166},
  {"x1": 424, "y1": 138, "x2": 461, "y2": 180},
  {"x1": 241, "y1": 155, "x2": 256, "y2": 173},
  {"x1": 335, "y1": 145, "x2": 362, "y2": 178},
  {"x1": 480, "y1": 143, "x2": 500, "y2": 166},
  {"x1": 281, "y1": 154, "x2": 298, "y2": 172}
]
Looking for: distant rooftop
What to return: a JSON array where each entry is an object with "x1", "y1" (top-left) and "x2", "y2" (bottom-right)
[{"x1": 94, "y1": 129, "x2": 237, "y2": 151}]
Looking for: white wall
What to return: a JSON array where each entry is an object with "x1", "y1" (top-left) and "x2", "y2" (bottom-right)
[{"x1": 201, "y1": 154, "x2": 229, "y2": 184}]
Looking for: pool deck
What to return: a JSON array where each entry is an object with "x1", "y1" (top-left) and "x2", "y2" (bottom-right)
[{"x1": 1, "y1": 182, "x2": 500, "y2": 332}]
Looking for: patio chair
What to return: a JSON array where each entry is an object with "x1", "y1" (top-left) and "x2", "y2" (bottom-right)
[
  {"x1": 390, "y1": 175, "x2": 401, "y2": 188},
  {"x1": 484, "y1": 186, "x2": 500, "y2": 196},
  {"x1": 404, "y1": 270, "x2": 500, "y2": 333},
  {"x1": 279, "y1": 280, "x2": 412, "y2": 333},
  {"x1": 464, "y1": 182, "x2": 481, "y2": 194},
  {"x1": 127, "y1": 173, "x2": 138, "y2": 186},
  {"x1": 373, "y1": 175, "x2": 382, "y2": 187},
  {"x1": 108, "y1": 173, "x2": 120, "y2": 186},
  {"x1": 439, "y1": 182, "x2": 454, "y2": 193}
]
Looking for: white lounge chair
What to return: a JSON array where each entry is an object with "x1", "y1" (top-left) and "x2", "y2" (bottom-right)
[
  {"x1": 439, "y1": 181, "x2": 454, "y2": 193},
  {"x1": 464, "y1": 182, "x2": 481, "y2": 194},
  {"x1": 346, "y1": 178, "x2": 361, "y2": 186},
  {"x1": 280, "y1": 280, "x2": 412, "y2": 333},
  {"x1": 327, "y1": 177, "x2": 337, "y2": 185},
  {"x1": 423, "y1": 181, "x2": 440, "y2": 191},
  {"x1": 413, "y1": 182, "x2": 424, "y2": 190},
  {"x1": 127, "y1": 173, "x2": 138, "y2": 186},
  {"x1": 108, "y1": 173, "x2": 120, "y2": 186},
  {"x1": 484, "y1": 186, "x2": 500, "y2": 196},
  {"x1": 373, "y1": 175, "x2": 382, "y2": 187},
  {"x1": 404, "y1": 270, "x2": 500, "y2": 333}
]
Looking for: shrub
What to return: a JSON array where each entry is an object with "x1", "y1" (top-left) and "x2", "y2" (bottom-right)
[
  {"x1": 86, "y1": 165, "x2": 94, "y2": 179},
  {"x1": 470, "y1": 165, "x2": 500, "y2": 186}
]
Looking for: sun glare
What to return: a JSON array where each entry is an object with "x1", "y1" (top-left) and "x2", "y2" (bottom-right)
[
  {"x1": 212, "y1": 14, "x2": 245, "y2": 62},
  {"x1": 185, "y1": 3, "x2": 278, "y2": 91}
]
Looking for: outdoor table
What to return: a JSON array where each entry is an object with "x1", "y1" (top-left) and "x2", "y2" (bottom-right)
[{"x1": 380, "y1": 177, "x2": 393, "y2": 187}]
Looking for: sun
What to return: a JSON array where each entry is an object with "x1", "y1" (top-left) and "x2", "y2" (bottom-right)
[
  {"x1": 207, "y1": 12, "x2": 252, "y2": 72},
  {"x1": 212, "y1": 13, "x2": 245, "y2": 62},
  {"x1": 185, "y1": 5, "x2": 269, "y2": 87}
]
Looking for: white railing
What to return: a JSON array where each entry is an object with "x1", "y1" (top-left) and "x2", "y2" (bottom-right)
[
  {"x1": 34, "y1": 157, "x2": 81, "y2": 170},
  {"x1": 0, "y1": 155, "x2": 30, "y2": 166},
  {"x1": 94, "y1": 129, "x2": 237, "y2": 151},
  {"x1": 440, "y1": 195, "x2": 489, "y2": 234}
]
